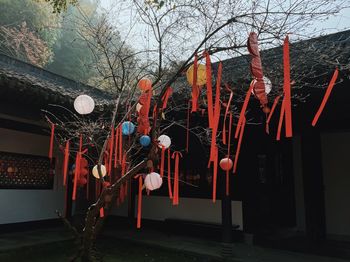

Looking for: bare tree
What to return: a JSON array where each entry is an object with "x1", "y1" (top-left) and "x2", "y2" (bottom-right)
[{"x1": 43, "y1": 0, "x2": 350, "y2": 261}]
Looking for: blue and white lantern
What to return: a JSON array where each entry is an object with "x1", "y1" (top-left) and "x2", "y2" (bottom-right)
[
  {"x1": 140, "y1": 135, "x2": 151, "y2": 147},
  {"x1": 121, "y1": 121, "x2": 135, "y2": 135}
]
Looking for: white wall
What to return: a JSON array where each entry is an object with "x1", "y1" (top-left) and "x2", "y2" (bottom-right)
[
  {"x1": 321, "y1": 132, "x2": 350, "y2": 238},
  {"x1": 0, "y1": 127, "x2": 64, "y2": 224},
  {"x1": 112, "y1": 195, "x2": 243, "y2": 230}
]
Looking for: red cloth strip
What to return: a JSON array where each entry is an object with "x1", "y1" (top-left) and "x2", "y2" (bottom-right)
[
  {"x1": 160, "y1": 146, "x2": 165, "y2": 177},
  {"x1": 63, "y1": 140, "x2": 69, "y2": 186},
  {"x1": 233, "y1": 117, "x2": 246, "y2": 174},
  {"x1": 49, "y1": 123, "x2": 55, "y2": 160},
  {"x1": 162, "y1": 87, "x2": 173, "y2": 110},
  {"x1": 226, "y1": 113, "x2": 233, "y2": 196},
  {"x1": 167, "y1": 148, "x2": 173, "y2": 199},
  {"x1": 99, "y1": 207, "x2": 104, "y2": 218},
  {"x1": 312, "y1": 68, "x2": 339, "y2": 126},
  {"x1": 191, "y1": 54, "x2": 199, "y2": 112},
  {"x1": 276, "y1": 98, "x2": 286, "y2": 141},
  {"x1": 212, "y1": 146, "x2": 218, "y2": 202},
  {"x1": 172, "y1": 151, "x2": 182, "y2": 205},
  {"x1": 222, "y1": 90, "x2": 233, "y2": 145},
  {"x1": 72, "y1": 152, "x2": 80, "y2": 200},
  {"x1": 266, "y1": 95, "x2": 282, "y2": 134},
  {"x1": 114, "y1": 126, "x2": 119, "y2": 168},
  {"x1": 137, "y1": 176, "x2": 143, "y2": 228},
  {"x1": 204, "y1": 51, "x2": 214, "y2": 128},
  {"x1": 119, "y1": 125, "x2": 122, "y2": 164},
  {"x1": 108, "y1": 128, "x2": 114, "y2": 174},
  {"x1": 283, "y1": 36, "x2": 293, "y2": 137},
  {"x1": 235, "y1": 82, "x2": 254, "y2": 139},
  {"x1": 186, "y1": 100, "x2": 190, "y2": 152}
]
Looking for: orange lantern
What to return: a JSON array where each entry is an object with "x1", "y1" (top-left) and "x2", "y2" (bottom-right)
[
  {"x1": 219, "y1": 158, "x2": 233, "y2": 171},
  {"x1": 186, "y1": 64, "x2": 206, "y2": 86},
  {"x1": 138, "y1": 78, "x2": 152, "y2": 91}
]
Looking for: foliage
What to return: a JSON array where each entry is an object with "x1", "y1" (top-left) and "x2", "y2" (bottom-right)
[
  {"x1": 42, "y1": 0, "x2": 78, "y2": 13},
  {"x1": 0, "y1": 22, "x2": 53, "y2": 67}
]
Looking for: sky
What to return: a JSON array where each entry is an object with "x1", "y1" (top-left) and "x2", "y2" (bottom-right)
[{"x1": 97, "y1": 0, "x2": 350, "y2": 60}]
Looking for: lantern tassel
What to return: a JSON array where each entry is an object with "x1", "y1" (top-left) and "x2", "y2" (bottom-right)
[
  {"x1": 312, "y1": 68, "x2": 339, "y2": 126},
  {"x1": 137, "y1": 176, "x2": 143, "y2": 229}
]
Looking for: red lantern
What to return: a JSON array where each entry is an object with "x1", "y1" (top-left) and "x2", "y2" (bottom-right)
[
  {"x1": 138, "y1": 78, "x2": 152, "y2": 91},
  {"x1": 219, "y1": 158, "x2": 233, "y2": 171}
]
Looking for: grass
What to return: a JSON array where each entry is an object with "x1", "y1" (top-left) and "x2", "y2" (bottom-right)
[{"x1": 0, "y1": 238, "x2": 220, "y2": 262}]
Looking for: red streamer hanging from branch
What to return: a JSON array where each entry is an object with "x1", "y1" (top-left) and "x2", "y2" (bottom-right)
[
  {"x1": 114, "y1": 126, "x2": 119, "y2": 168},
  {"x1": 276, "y1": 98, "x2": 286, "y2": 141},
  {"x1": 63, "y1": 140, "x2": 70, "y2": 186},
  {"x1": 162, "y1": 87, "x2": 173, "y2": 110},
  {"x1": 222, "y1": 90, "x2": 233, "y2": 145},
  {"x1": 204, "y1": 51, "x2": 214, "y2": 128},
  {"x1": 191, "y1": 54, "x2": 199, "y2": 112},
  {"x1": 283, "y1": 35, "x2": 293, "y2": 137},
  {"x1": 72, "y1": 135, "x2": 83, "y2": 201},
  {"x1": 235, "y1": 83, "x2": 254, "y2": 139},
  {"x1": 137, "y1": 175, "x2": 143, "y2": 229},
  {"x1": 312, "y1": 68, "x2": 339, "y2": 126},
  {"x1": 167, "y1": 148, "x2": 173, "y2": 199},
  {"x1": 233, "y1": 117, "x2": 246, "y2": 174},
  {"x1": 266, "y1": 95, "x2": 282, "y2": 134},
  {"x1": 226, "y1": 113, "x2": 233, "y2": 196},
  {"x1": 49, "y1": 123, "x2": 55, "y2": 160},
  {"x1": 172, "y1": 151, "x2": 182, "y2": 205}
]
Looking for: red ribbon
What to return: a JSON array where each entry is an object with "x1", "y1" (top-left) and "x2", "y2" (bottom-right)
[
  {"x1": 191, "y1": 54, "x2": 199, "y2": 112},
  {"x1": 204, "y1": 51, "x2": 214, "y2": 128},
  {"x1": 172, "y1": 151, "x2": 182, "y2": 205},
  {"x1": 235, "y1": 82, "x2": 254, "y2": 139},
  {"x1": 72, "y1": 135, "x2": 83, "y2": 200},
  {"x1": 167, "y1": 148, "x2": 173, "y2": 199},
  {"x1": 226, "y1": 113, "x2": 233, "y2": 196},
  {"x1": 233, "y1": 117, "x2": 246, "y2": 174},
  {"x1": 186, "y1": 100, "x2": 190, "y2": 152},
  {"x1": 222, "y1": 89, "x2": 233, "y2": 145},
  {"x1": 119, "y1": 125, "x2": 123, "y2": 164},
  {"x1": 276, "y1": 98, "x2": 286, "y2": 141},
  {"x1": 114, "y1": 126, "x2": 119, "y2": 168},
  {"x1": 63, "y1": 140, "x2": 70, "y2": 186},
  {"x1": 137, "y1": 176, "x2": 143, "y2": 228},
  {"x1": 49, "y1": 123, "x2": 55, "y2": 160},
  {"x1": 266, "y1": 95, "x2": 281, "y2": 134},
  {"x1": 162, "y1": 87, "x2": 173, "y2": 110},
  {"x1": 108, "y1": 128, "x2": 114, "y2": 177},
  {"x1": 283, "y1": 35, "x2": 293, "y2": 137},
  {"x1": 99, "y1": 207, "x2": 104, "y2": 218},
  {"x1": 312, "y1": 68, "x2": 339, "y2": 126},
  {"x1": 160, "y1": 146, "x2": 165, "y2": 177}
]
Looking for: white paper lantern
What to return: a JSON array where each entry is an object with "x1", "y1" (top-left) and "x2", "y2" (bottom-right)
[
  {"x1": 158, "y1": 135, "x2": 171, "y2": 149},
  {"x1": 144, "y1": 172, "x2": 163, "y2": 191},
  {"x1": 136, "y1": 103, "x2": 143, "y2": 113},
  {"x1": 251, "y1": 76, "x2": 272, "y2": 95},
  {"x1": 92, "y1": 164, "x2": 107, "y2": 179},
  {"x1": 74, "y1": 95, "x2": 95, "y2": 115}
]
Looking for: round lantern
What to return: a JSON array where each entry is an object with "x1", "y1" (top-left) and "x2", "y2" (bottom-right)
[
  {"x1": 144, "y1": 172, "x2": 163, "y2": 191},
  {"x1": 136, "y1": 103, "x2": 143, "y2": 113},
  {"x1": 186, "y1": 64, "x2": 207, "y2": 86},
  {"x1": 92, "y1": 164, "x2": 107, "y2": 179},
  {"x1": 158, "y1": 135, "x2": 171, "y2": 149},
  {"x1": 74, "y1": 95, "x2": 95, "y2": 115},
  {"x1": 122, "y1": 121, "x2": 135, "y2": 135},
  {"x1": 219, "y1": 158, "x2": 233, "y2": 171},
  {"x1": 251, "y1": 76, "x2": 272, "y2": 95},
  {"x1": 140, "y1": 135, "x2": 151, "y2": 147},
  {"x1": 138, "y1": 78, "x2": 152, "y2": 91}
]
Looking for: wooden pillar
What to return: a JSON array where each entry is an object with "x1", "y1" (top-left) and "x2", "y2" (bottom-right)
[{"x1": 301, "y1": 129, "x2": 326, "y2": 241}]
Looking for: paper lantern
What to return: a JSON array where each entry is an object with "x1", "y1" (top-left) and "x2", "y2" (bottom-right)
[
  {"x1": 122, "y1": 121, "x2": 135, "y2": 135},
  {"x1": 144, "y1": 172, "x2": 163, "y2": 191},
  {"x1": 219, "y1": 158, "x2": 233, "y2": 171},
  {"x1": 251, "y1": 76, "x2": 272, "y2": 95},
  {"x1": 140, "y1": 135, "x2": 151, "y2": 147},
  {"x1": 158, "y1": 135, "x2": 171, "y2": 149},
  {"x1": 186, "y1": 64, "x2": 206, "y2": 86},
  {"x1": 74, "y1": 95, "x2": 95, "y2": 115},
  {"x1": 92, "y1": 164, "x2": 107, "y2": 179},
  {"x1": 136, "y1": 103, "x2": 143, "y2": 113},
  {"x1": 138, "y1": 78, "x2": 152, "y2": 91}
]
